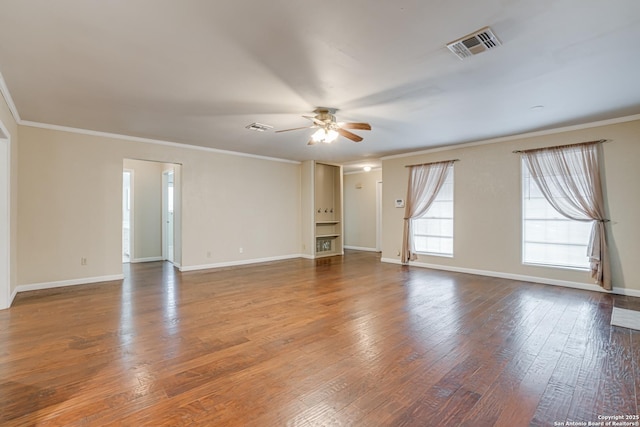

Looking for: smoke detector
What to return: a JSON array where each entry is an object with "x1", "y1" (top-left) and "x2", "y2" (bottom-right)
[{"x1": 447, "y1": 26, "x2": 501, "y2": 60}]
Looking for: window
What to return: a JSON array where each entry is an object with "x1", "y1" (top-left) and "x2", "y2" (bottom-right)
[
  {"x1": 411, "y1": 165, "x2": 453, "y2": 256},
  {"x1": 522, "y1": 158, "x2": 590, "y2": 269}
]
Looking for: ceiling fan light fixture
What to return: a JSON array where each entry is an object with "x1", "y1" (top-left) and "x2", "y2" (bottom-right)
[
  {"x1": 277, "y1": 108, "x2": 370, "y2": 144},
  {"x1": 312, "y1": 128, "x2": 339, "y2": 144}
]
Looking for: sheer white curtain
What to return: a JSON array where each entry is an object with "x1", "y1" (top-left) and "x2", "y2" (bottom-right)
[
  {"x1": 522, "y1": 142, "x2": 610, "y2": 289},
  {"x1": 401, "y1": 161, "x2": 454, "y2": 264}
]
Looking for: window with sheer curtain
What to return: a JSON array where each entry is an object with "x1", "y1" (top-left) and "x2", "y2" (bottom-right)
[
  {"x1": 522, "y1": 159, "x2": 591, "y2": 269},
  {"x1": 411, "y1": 164, "x2": 454, "y2": 257}
]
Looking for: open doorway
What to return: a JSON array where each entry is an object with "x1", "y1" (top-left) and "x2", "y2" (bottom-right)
[
  {"x1": 376, "y1": 180, "x2": 383, "y2": 252},
  {"x1": 122, "y1": 169, "x2": 133, "y2": 263},
  {"x1": 162, "y1": 169, "x2": 174, "y2": 263},
  {"x1": 123, "y1": 159, "x2": 182, "y2": 267}
]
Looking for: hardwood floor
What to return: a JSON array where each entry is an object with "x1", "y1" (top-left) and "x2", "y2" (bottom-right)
[{"x1": 1, "y1": 251, "x2": 639, "y2": 426}]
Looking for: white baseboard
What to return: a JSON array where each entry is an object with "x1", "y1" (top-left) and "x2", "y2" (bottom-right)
[
  {"x1": 299, "y1": 254, "x2": 315, "y2": 260},
  {"x1": 130, "y1": 256, "x2": 163, "y2": 263},
  {"x1": 9, "y1": 286, "x2": 18, "y2": 305},
  {"x1": 380, "y1": 258, "x2": 640, "y2": 297},
  {"x1": 344, "y1": 245, "x2": 379, "y2": 252},
  {"x1": 179, "y1": 254, "x2": 303, "y2": 272},
  {"x1": 16, "y1": 274, "x2": 125, "y2": 294}
]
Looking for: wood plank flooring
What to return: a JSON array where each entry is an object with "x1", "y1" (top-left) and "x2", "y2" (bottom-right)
[{"x1": 1, "y1": 250, "x2": 639, "y2": 426}]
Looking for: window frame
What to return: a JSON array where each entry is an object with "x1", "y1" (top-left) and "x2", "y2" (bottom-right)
[
  {"x1": 411, "y1": 164, "x2": 454, "y2": 258},
  {"x1": 521, "y1": 158, "x2": 590, "y2": 271}
]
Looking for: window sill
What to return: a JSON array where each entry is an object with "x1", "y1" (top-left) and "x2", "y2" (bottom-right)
[
  {"x1": 522, "y1": 262, "x2": 589, "y2": 272},
  {"x1": 414, "y1": 252, "x2": 453, "y2": 259}
]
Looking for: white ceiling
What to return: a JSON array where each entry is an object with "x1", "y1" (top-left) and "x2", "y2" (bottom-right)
[{"x1": 1, "y1": 0, "x2": 639, "y2": 169}]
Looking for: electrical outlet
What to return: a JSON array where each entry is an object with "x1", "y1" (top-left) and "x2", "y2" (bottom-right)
[
  {"x1": 396, "y1": 250, "x2": 400, "y2": 257},
  {"x1": 206, "y1": 251, "x2": 211, "y2": 258},
  {"x1": 81, "y1": 257, "x2": 87, "y2": 265},
  {"x1": 239, "y1": 247, "x2": 243, "y2": 254}
]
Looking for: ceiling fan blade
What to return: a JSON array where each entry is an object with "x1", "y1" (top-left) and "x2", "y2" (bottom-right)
[
  {"x1": 337, "y1": 128, "x2": 363, "y2": 142},
  {"x1": 340, "y1": 122, "x2": 371, "y2": 131},
  {"x1": 275, "y1": 126, "x2": 312, "y2": 133}
]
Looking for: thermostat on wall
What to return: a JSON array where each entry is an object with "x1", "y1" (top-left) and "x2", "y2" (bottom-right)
[{"x1": 395, "y1": 199, "x2": 405, "y2": 208}]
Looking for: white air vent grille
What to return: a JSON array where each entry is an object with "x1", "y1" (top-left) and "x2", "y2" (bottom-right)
[
  {"x1": 245, "y1": 122, "x2": 273, "y2": 132},
  {"x1": 447, "y1": 26, "x2": 501, "y2": 60}
]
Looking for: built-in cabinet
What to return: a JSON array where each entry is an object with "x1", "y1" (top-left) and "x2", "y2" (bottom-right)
[{"x1": 301, "y1": 161, "x2": 343, "y2": 258}]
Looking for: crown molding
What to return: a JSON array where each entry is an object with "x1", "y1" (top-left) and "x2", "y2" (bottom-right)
[
  {"x1": 0, "y1": 70, "x2": 299, "y2": 165},
  {"x1": 0, "y1": 73, "x2": 21, "y2": 123},
  {"x1": 381, "y1": 113, "x2": 640, "y2": 161},
  {"x1": 20, "y1": 120, "x2": 301, "y2": 165}
]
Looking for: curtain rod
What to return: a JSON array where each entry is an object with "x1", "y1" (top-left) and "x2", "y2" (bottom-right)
[
  {"x1": 512, "y1": 139, "x2": 607, "y2": 154},
  {"x1": 405, "y1": 159, "x2": 459, "y2": 168}
]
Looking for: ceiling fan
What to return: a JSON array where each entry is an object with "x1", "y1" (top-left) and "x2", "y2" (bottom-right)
[{"x1": 276, "y1": 108, "x2": 371, "y2": 145}]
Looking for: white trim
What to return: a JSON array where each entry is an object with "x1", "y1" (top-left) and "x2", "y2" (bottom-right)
[
  {"x1": 9, "y1": 286, "x2": 17, "y2": 305},
  {"x1": 376, "y1": 180, "x2": 382, "y2": 252},
  {"x1": 310, "y1": 162, "x2": 316, "y2": 257},
  {"x1": 344, "y1": 245, "x2": 379, "y2": 252},
  {"x1": 0, "y1": 120, "x2": 10, "y2": 310},
  {"x1": 122, "y1": 168, "x2": 134, "y2": 264},
  {"x1": 162, "y1": 169, "x2": 171, "y2": 262},
  {"x1": 381, "y1": 113, "x2": 640, "y2": 161},
  {"x1": 20, "y1": 120, "x2": 301, "y2": 165},
  {"x1": 179, "y1": 254, "x2": 303, "y2": 272},
  {"x1": 299, "y1": 254, "x2": 315, "y2": 260},
  {"x1": 379, "y1": 258, "x2": 640, "y2": 297},
  {"x1": 0, "y1": 72, "x2": 20, "y2": 122},
  {"x1": 130, "y1": 256, "x2": 164, "y2": 263},
  {"x1": 16, "y1": 274, "x2": 125, "y2": 294}
]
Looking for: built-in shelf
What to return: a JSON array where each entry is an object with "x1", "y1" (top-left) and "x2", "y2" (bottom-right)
[{"x1": 303, "y1": 161, "x2": 343, "y2": 259}]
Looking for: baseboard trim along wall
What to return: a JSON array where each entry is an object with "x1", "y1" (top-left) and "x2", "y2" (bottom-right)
[
  {"x1": 16, "y1": 274, "x2": 125, "y2": 295},
  {"x1": 130, "y1": 256, "x2": 163, "y2": 263},
  {"x1": 380, "y1": 258, "x2": 640, "y2": 298},
  {"x1": 344, "y1": 245, "x2": 379, "y2": 252},
  {"x1": 9, "y1": 286, "x2": 18, "y2": 305},
  {"x1": 180, "y1": 254, "x2": 303, "y2": 272}
]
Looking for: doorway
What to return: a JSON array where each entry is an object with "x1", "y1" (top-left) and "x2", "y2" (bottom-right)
[
  {"x1": 122, "y1": 159, "x2": 182, "y2": 267},
  {"x1": 376, "y1": 180, "x2": 383, "y2": 252},
  {"x1": 162, "y1": 169, "x2": 174, "y2": 263},
  {"x1": 122, "y1": 169, "x2": 133, "y2": 263}
]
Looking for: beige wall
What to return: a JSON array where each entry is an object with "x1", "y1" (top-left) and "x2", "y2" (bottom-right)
[
  {"x1": 344, "y1": 169, "x2": 382, "y2": 250},
  {"x1": 0, "y1": 86, "x2": 18, "y2": 301},
  {"x1": 18, "y1": 125, "x2": 301, "y2": 286},
  {"x1": 382, "y1": 119, "x2": 640, "y2": 294}
]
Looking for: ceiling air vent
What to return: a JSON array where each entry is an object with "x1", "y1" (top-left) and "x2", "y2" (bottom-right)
[
  {"x1": 447, "y1": 26, "x2": 501, "y2": 60},
  {"x1": 245, "y1": 122, "x2": 273, "y2": 132}
]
